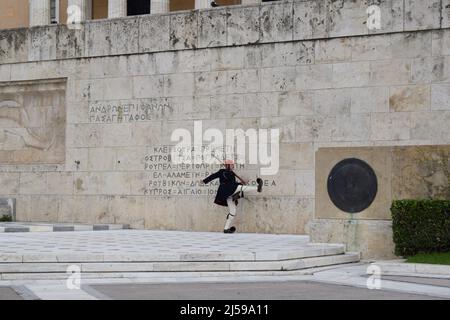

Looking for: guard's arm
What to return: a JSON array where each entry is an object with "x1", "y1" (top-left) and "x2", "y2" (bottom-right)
[{"x1": 202, "y1": 171, "x2": 220, "y2": 184}]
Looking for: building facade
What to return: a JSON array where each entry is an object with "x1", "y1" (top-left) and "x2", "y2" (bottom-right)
[
  {"x1": 0, "y1": 0, "x2": 450, "y2": 259},
  {"x1": 0, "y1": 0, "x2": 256, "y2": 30}
]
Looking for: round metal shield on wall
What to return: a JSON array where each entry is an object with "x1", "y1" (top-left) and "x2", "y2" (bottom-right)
[{"x1": 327, "y1": 158, "x2": 378, "y2": 213}]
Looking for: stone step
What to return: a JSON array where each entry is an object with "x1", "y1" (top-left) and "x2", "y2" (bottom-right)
[
  {"x1": 0, "y1": 231, "x2": 314, "y2": 264},
  {"x1": 0, "y1": 253, "x2": 360, "y2": 279},
  {"x1": 0, "y1": 243, "x2": 345, "y2": 264},
  {"x1": 0, "y1": 230, "x2": 359, "y2": 280},
  {"x1": 0, "y1": 222, "x2": 130, "y2": 233}
]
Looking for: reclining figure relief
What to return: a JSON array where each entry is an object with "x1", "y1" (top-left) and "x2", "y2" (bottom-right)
[{"x1": 0, "y1": 100, "x2": 56, "y2": 151}]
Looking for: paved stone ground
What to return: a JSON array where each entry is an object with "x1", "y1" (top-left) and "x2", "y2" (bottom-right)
[
  {"x1": 0, "y1": 287, "x2": 23, "y2": 300},
  {"x1": 382, "y1": 276, "x2": 450, "y2": 288},
  {"x1": 90, "y1": 281, "x2": 442, "y2": 300},
  {"x1": 1, "y1": 264, "x2": 449, "y2": 300},
  {"x1": 312, "y1": 264, "x2": 450, "y2": 298},
  {"x1": 0, "y1": 279, "x2": 444, "y2": 300},
  {"x1": 0, "y1": 230, "x2": 312, "y2": 262}
]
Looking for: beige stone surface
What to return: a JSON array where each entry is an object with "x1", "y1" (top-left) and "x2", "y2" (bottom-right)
[
  {"x1": 431, "y1": 84, "x2": 450, "y2": 111},
  {"x1": 308, "y1": 219, "x2": 396, "y2": 259},
  {"x1": 391, "y1": 146, "x2": 450, "y2": 200},
  {"x1": 139, "y1": 14, "x2": 170, "y2": 53},
  {"x1": 350, "y1": 87, "x2": 389, "y2": 113},
  {"x1": 227, "y1": 5, "x2": 260, "y2": 46},
  {"x1": 279, "y1": 143, "x2": 314, "y2": 170},
  {"x1": 0, "y1": 64, "x2": 10, "y2": 82},
  {"x1": 315, "y1": 147, "x2": 393, "y2": 221},
  {"x1": 0, "y1": 173, "x2": 19, "y2": 194},
  {"x1": 237, "y1": 196, "x2": 314, "y2": 235},
  {"x1": 315, "y1": 145, "x2": 450, "y2": 222},
  {"x1": 315, "y1": 38, "x2": 352, "y2": 63},
  {"x1": 389, "y1": 85, "x2": 431, "y2": 112},
  {"x1": 259, "y1": 1, "x2": 293, "y2": 43},
  {"x1": 278, "y1": 91, "x2": 314, "y2": 117},
  {"x1": 432, "y1": 30, "x2": 450, "y2": 56},
  {"x1": 370, "y1": 112, "x2": 411, "y2": 141},
  {"x1": 369, "y1": 60, "x2": 411, "y2": 86},
  {"x1": 410, "y1": 111, "x2": 450, "y2": 142},
  {"x1": 46, "y1": 172, "x2": 74, "y2": 195},
  {"x1": 19, "y1": 172, "x2": 47, "y2": 195},
  {"x1": 404, "y1": 0, "x2": 441, "y2": 31}
]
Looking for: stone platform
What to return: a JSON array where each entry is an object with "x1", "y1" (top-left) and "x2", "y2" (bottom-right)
[
  {"x1": 0, "y1": 222, "x2": 130, "y2": 233},
  {"x1": 0, "y1": 230, "x2": 359, "y2": 280}
]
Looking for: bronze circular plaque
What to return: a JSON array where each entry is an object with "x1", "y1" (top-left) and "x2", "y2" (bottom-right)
[{"x1": 327, "y1": 158, "x2": 378, "y2": 213}]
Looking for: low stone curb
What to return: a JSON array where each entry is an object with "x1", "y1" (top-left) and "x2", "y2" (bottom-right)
[
  {"x1": 0, "y1": 223, "x2": 130, "y2": 233},
  {"x1": 0, "y1": 253, "x2": 361, "y2": 280},
  {"x1": 369, "y1": 260, "x2": 450, "y2": 279}
]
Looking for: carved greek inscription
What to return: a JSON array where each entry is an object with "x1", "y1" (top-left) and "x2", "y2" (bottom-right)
[
  {"x1": 143, "y1": 146, "x2": 276, "y2": 197},
  {"x1": 89, "y1": 99, "x2": 173, "y2": 123}
]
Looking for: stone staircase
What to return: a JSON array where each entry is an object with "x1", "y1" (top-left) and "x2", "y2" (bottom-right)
[{"x1": 0, "y1": 230, "x2": 360, "y2": 280}]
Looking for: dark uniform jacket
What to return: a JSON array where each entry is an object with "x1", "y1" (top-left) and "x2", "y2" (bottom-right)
[{"x1": 203, "y1": 169, "x2": 241, "y2": 207}]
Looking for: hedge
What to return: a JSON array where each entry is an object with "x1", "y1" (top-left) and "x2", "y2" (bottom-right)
[
  {"x1": 391, "y1": 200, "x2": 450, "y2": 256},
  {"x1": 0, "y1": 215, "x2": 12, "y2": 222}
]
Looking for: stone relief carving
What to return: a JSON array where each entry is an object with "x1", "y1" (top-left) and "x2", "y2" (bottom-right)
[
  {"x1": 0, "y1": 100, "x2": 56, "y2": 151},
  {"x1": 0, "y1": 79, "x2": 66, "y2": 164}
]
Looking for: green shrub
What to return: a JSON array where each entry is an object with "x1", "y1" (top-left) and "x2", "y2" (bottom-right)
[
  {"x1": 391, "y1": 200, "x2": 450, "y2": 256},
  {"x1": 0, "y1": 215, "x2": 12, "y2": 222}
]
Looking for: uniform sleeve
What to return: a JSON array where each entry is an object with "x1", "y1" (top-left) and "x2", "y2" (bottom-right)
[
  {"x1": 223, "y1": 170, "x2": 236, "y2": 182},
  {"x1": 203, "y1": 170, "x2": 221, "y2": 184}
]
